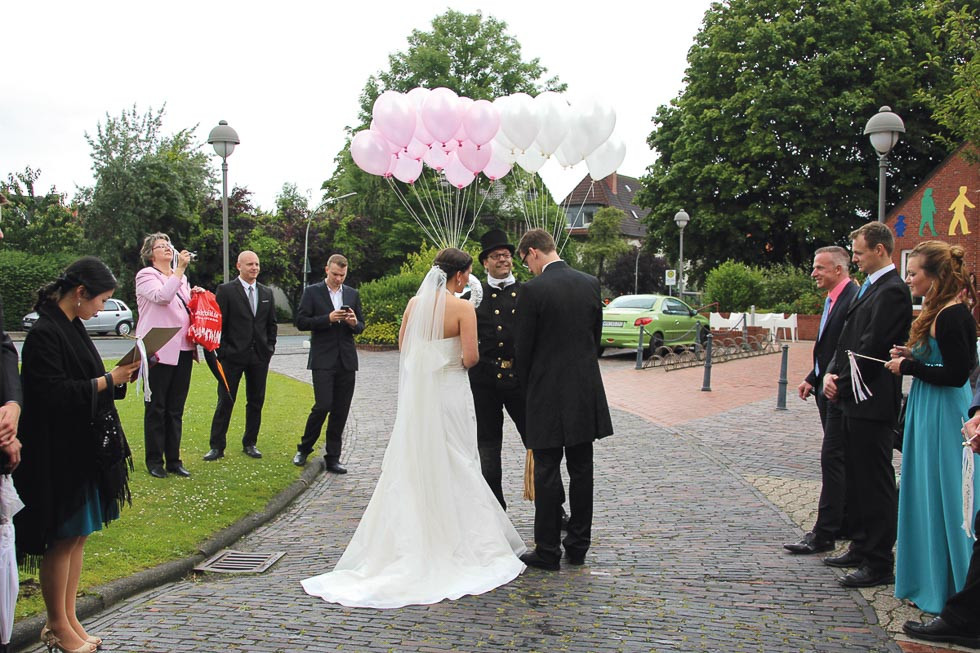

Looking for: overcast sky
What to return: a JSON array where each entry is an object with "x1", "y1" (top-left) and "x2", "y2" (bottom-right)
[{"x1": 1, "y1": 0, "x2": 715, "y2": 212}]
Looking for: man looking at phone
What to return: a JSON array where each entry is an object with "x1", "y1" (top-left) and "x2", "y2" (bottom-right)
[{"x1": 293, "y1": 254, "x2": 365, "y2": 473}]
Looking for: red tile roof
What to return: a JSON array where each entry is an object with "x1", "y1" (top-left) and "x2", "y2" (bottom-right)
[{"x1": 561, "y1": 173, "x2": 648, "y2": 237}]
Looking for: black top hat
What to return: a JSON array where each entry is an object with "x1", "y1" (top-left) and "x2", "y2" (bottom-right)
[{"x1": 478, "y1": 229, "x2": 515, "y2": 262}]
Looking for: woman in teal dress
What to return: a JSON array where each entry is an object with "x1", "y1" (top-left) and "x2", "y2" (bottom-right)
[{"x1": 887, "y1": 241, "x2": 979, "y2": 614}]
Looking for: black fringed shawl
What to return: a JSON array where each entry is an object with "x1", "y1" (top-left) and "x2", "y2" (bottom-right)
[{"x1": 13, "y1": 302, "x2": 132, "y2": 569}]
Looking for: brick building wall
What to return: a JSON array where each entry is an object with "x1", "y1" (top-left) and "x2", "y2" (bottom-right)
[{"x1": 887, "y1": 145, "x2": 980, "y2": 277}]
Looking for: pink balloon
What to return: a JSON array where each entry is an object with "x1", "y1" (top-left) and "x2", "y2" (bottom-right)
[
  {"x1": 372, "y1": 91, "x2": 417, "y2": 149},
  {"x1": 440, "y1": 139, "x2": 459, "y2": 154},
  {"x1": 421, "y1": 87, "x2": 462, "y2": 145},
  {"x1": 453, "y1": 97, "x2": 473, "y2": 144},
  {"x1": 463, "y1": 99, "x2": 500, "y2": 147},
  {"x1": 414, "y1": 120, "x2": 435, "y2": 146},
  {"x1": 350, "y1": 130, "x2": 393, "y2": 176},
  {"x1": 369, "y1": 121, "x2": 402, "y2": 154},
  {"x1": 482, "y1": 152, "x2": 512, "y2": 181},
  {"x1": 423, "y1": 146, "x2": 449, "y2": 171},
  {"x1": 406, "y1": 86, "x2": 430, "y2": 109},
  {"x1": 458, "y1": 140, "x2": 492, "y2": 173},
  {"x1": 443, "y1": 153, "x2": 476, "y2": 189},
  {"x1": 405, "y1": 138, "x2": 429, "y2": 161},
  {"x1": 393, "y1": 156, "x2": 423, "y2": 184}
]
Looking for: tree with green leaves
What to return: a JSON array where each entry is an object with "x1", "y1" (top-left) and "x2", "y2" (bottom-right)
[
  {"x1": 321, "y1": 9, "x2": 563, "y2": 282},
  {"x1": 0, "y1": 167, "x2": 83, "y2": 255},
  {"x1": 638, "y1": 0, "x2": 956, "y2": 282},
  {"x1": 578, "y1": 207, "x2": 629, "y2": 283}
]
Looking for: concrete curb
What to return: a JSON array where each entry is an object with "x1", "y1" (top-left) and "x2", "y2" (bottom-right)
[{"x1": 10, "y1": 458, "x2": 325, "y2": 651}]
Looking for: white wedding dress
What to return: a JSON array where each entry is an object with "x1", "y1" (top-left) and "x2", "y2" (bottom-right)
[{"x1": 301, "y1": 267, "x2": 526, "y2": 609}]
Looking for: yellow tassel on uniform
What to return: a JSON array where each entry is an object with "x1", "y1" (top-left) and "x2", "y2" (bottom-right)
[{"x1": 523, "y1": 449, "x2": 535, "y2": 501}]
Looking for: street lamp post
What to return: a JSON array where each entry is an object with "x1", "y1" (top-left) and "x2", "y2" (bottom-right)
[
  {"x1": 207, "y1": 120, "x2": 240, "y2": 284},
  {"x1": 674, "y1": 210, "x2": 690, "y2": 297},
  {"x1": 634, "y1": 246, "x2": 641, "y2": 295},
  {"x1": 863, "y1": 106, "x2": 905, "y2": 222},
  {"x1": 303, "y1": 192, "x2": 357, "y2": 289}
]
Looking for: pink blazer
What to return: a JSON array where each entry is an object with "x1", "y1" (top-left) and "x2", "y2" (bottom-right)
[{"x1": 135, "y1": 267, "x2": 194, "y2": 366}]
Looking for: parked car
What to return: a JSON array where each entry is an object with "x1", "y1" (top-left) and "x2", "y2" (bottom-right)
[
  {"x1": 22, "y1": 298, "x2": 134, "y2": 335},
  {"x1": 600, "y1": 294, "x2": 708, "y2": 355}
]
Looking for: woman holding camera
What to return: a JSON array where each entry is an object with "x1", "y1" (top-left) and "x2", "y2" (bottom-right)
[
  {"x1": 14, "y1": 257, "x2": 140, "y2": 653},
  {"x1": 135, "y1": 233, "x2": 198, "y2": 479}
]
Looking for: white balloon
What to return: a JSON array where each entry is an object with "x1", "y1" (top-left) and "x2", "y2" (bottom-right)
[
  {"x1": 585, "y1": 136, "x2": 626, "y2": 181},
  {"x1": 498, "y1": 92, "x2": 540, "y2": 152},
  {"x1": 553, "y1": 140, "x2": 583, "y2": 168},
  {"x1": 491, "y1": 136, "x2": 517, "y2": 164},
  {"x1": 576, "y1": 96, "x2": 617, "y2": 156},
  {"x1": 516, "y1": 147, "x2": 547, "y2": 173},
  {"x1": 533, "y1": 91, "x2": 570, "y2": 156}
]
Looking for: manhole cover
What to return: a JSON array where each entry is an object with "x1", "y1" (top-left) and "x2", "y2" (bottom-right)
[{"x1": 194, "y1": 550, "x2": 284, "y2": 574}]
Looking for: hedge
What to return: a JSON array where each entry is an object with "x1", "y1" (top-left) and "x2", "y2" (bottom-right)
[{"x1": 0, "y1": 250, "x2": 76, "y2": 331}]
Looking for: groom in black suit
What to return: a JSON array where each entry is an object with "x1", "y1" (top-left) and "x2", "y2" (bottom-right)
[
  {"x1": 823, "y1": 221, "x2": 911, "y2": 588},
  {"x1": 515, "y1": 229, "x2": 613, "y2": 571},
  {"x1": 293, "y1": 254, "x2": 365, "y2": 474},
  {"x1": 204, "y1": 250, "x2": 278, "y2": 461}
]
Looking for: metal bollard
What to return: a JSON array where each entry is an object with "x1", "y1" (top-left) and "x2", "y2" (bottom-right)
[
  {"x1": 635, "y1": 324, "x2": 646, "y2": 370},
  {"x1": 701, "y1": 332, "x2": 713, "y2": 391},
  {"x1": 776, "y1": 343, "x2": 789, "y2": 409}
]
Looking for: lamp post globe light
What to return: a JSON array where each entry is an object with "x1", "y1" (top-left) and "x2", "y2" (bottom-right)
[
  {"x1": 303, "y1": 192, "x2": 357, "y2": 289},
  {"x1": 673, "y1": 209, "x2": 690, "y2": 296},
  {"x1": 207, "y1": 120, "x2": 240, "y2": 284},
  {"x1": 863, "y1": 106, "x2": 905, "y2": 222}
]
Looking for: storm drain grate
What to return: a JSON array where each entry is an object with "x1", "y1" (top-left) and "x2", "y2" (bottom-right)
[{"x1": 194, "y1": 550, "x2": 285, "y2": 574}]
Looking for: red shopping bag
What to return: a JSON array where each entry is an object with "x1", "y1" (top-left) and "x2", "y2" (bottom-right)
[{"x1": 187, "y1": 290, "x2": 229, "y2": 392}]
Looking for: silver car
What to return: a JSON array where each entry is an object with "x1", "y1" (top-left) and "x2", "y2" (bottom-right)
[{"x1": 22, "y1": 298, "x2": 134, "y2": 335}]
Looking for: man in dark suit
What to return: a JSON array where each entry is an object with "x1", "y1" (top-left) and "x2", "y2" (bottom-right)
[
  {"x1": 823, "y1": 221, "x2": 912, "y2": 588},
  {"x1": 515, "y1": 228, "x2": 613, "y2": 571},
  {"x1": 0, "y1": 219, "x2": 22, "y2": 474},
  {"x1": 784, "y1": 246, "x2": 858, "y2": 554},
  {"x1": 469, "y1": 229, "x2": 526, "y2": 509},
  {"x1": 204, "y1": 250, "x2": 278, "y2": 461},
  {"x1": 293, "y1": 254, "x2": 364, "y2": 474},
  {"x1": 904, "y1": 388, "x2": 980, "y2": 647}
]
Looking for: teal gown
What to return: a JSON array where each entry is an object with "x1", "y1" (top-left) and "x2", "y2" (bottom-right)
[{"x1": 896, "y1": 333, "x2": 979, "y2": 614}]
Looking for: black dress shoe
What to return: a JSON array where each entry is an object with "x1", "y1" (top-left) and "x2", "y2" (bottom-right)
[
  {"x1": 823, "y1": 549, "x2": 864, "y2": 568},
  {"x1": 838, "y1": 565, "x2": 894, "y2": 588},
  {"x1": 168, "y1": 465, "x2": 191, "y2": 478},
  {"x1": 292, "y1": 452, "x2": 309, "y2": 467},
  {"x1": 903, "y1": 617, "x2": 980, "y2": 648},
  {"x1": 203, "y1": 449, "x2": 224, "y2": 461},
  {"x1": 783, "y1": 532, "x2": 835, "y2": 555},
  {"x1": 148, "y1": 466, "x2": 167, "y2": 479},
  {"x1": 564, "y1": 550, "x2": 586, "y2": 566},
  {"x1": 243, "y1": 446, "x2": 262, "y2": 459},
  {"x1": 520, "y1": 551, "x2": 559, "y2": 571},
  {"x1": 325, "y1": 461, "x2": 347, "y2": 474}
]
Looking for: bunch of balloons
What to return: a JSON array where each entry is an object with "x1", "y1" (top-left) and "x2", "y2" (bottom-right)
[{"x1": 350, "y1": 87, "x2": 626, "y2": 188}]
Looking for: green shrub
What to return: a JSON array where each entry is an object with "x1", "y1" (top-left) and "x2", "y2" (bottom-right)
[
  {"x1": 356, "y1": 321, "x2": 400, "y2": 345},
  {"x1": 0, "y1": 250, "x2": 76, "y2": 331},
  {"x1": 704, "y1": 261, "x2": 765, "y2": 312},
  {"x1": 760, "y1": 263, "x2": 817, "y2": 311}
]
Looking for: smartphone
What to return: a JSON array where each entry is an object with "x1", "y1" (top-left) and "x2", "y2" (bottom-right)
[{"x1": 340, "y1": 305, "x2": 352, "y2": 312}]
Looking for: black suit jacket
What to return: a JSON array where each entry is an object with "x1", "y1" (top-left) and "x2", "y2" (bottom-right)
[
  {"x1": 515, "y1": 261, "x2": 613, "y2": 448},
  {"x1": 296, "y1": 282, "x2": 364, "y2": 371},
  {"x1": 827, "y1": 268, "x2": 912, "y2": 422},
  {"x1": 806, "y1": 280, "x2": 858, "y2": 391},
  {"x1": 1, "y1": 294, "x2": 22, "y2": 471},
  {"x1": 215, "y1": 279, "x2": 278, "y2": 366}
]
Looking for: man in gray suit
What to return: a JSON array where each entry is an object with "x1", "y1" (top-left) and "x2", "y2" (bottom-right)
[
  {"x1": 515, "y1": 229, "x2": 613, "y2": 571},
  {"x1": 293, "y1": 254, "x2": 364, "y2": 474}
]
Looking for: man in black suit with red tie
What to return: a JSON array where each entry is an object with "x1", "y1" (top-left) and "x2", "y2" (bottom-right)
[
  {"x1": 904, "y1": 388, "x2": 980, "y2": 648},
  {"x1": 204, "y1": 250, "x2": 278, "y2": 461},
  {"x1": 823, "y1": 221, "x2": 912, "y2": 588},
  {"x1": 293, "y1": 254, "x2": 364, "y2": 474},
  {"x1": 784, "y1": 246, "x2": 858, "y2": 554},
  {"x1": 515, "y1": 229, "x2": 613, "y2": 571}
]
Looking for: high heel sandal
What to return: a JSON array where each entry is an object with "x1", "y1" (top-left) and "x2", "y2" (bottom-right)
[
  {"x1": 40, "y1": 626, "x2": 97, "y2": 653},
  {"x1": 42, "y1": 623, "x2": 102, "y2": 650}
]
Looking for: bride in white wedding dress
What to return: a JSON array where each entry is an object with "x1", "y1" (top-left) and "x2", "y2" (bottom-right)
[{"x1": 301, "y1": 248, "x2": 526, "y2": 609}]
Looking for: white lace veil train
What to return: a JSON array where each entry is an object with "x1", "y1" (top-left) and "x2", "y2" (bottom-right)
[{"x1": 399, "y1": 266, "x2": 449, "y2": 376}]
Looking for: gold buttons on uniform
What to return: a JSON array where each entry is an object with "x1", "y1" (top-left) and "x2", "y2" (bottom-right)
[
  {"x1": 494, "y1": 309, "x2": 500, "y2": 315},
  {"x1": 497, "y1": 325, "x2": 502, "y2": 331},
  {"x1": 511, "y1": 292, "x2": 517, "y2": 297},
  {"x1": 498, "y1": 342, "x2": 504, "y2": 347},
  {"x1": 491, "y1": 293, "x2": 497, "y2": 298},
  {"x1": 497, "y1": 373, "x2": 502, "y2": 379}
]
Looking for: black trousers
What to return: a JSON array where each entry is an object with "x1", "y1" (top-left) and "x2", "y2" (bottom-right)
[
  {"x1": 532, "y1": 442, "x2": 593, "y2": 563},
  {"x1": 813, "y1": 394, "x2": 853, "y2": 540},
  {"x1": 842, "y1": 414, "x2": 898, "y2": 572},
  {"x1": 208, "y1": 352, "x2": 269, "y2": 451},
  {"x1": 299, "y1": 368, "x2": 356, "y2": 461},
  {"x1": 471, "y1": 377, "x2": 526, "y2": 510},
  {"x1": 942, "y1": 510, "x2": 980, "y2": 632},
  {"x1": 144, "y1": 350, "x2": 193, "y2": 470}
]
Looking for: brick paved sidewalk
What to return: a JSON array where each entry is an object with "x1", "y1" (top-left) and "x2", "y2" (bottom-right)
[{"x1": 21, "y1": 345, "x2": 938, "y2": 652}]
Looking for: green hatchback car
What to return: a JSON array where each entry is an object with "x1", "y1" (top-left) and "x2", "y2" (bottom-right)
[{"x1": 600, "y1": 294, "x2": 709, "y2": 355}]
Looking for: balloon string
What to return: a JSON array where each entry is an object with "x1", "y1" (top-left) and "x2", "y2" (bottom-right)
[{"x1": 386, "y1": 177, "x2": 443, "y2": 247}]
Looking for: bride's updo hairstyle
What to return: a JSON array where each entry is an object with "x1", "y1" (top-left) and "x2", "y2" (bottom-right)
[
  {"x1": 906, "y1": 240, "x2": 976, "y2": 351},
  {"x1": 433, "y1": 248, "x2": 472, "y2": 279}
]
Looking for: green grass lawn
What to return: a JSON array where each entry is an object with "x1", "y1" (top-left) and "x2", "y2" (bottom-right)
[{"x1": 16, "y1": 362, "x2": 314, "y2": 620}]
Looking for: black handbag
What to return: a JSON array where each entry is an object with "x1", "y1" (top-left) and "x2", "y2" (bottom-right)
[
  {"x1": 90, "y1": 407, "x2": 131, "y2": 469},
  {"x1": 892, "y1": 393, "x2": 907, "y2": 452}
]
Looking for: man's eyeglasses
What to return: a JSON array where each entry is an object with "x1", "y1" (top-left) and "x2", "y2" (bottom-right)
[
  {"x1": 488, "y1": 252, "x2": 512, "y2": 261},
  {"x1": 519, "y1": 251, "x2": 530, "y2": 269}
]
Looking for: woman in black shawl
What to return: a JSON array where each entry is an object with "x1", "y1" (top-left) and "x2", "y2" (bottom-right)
[{"x1": 13, "y1": 257, "x2": 140, "y2": 653}]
